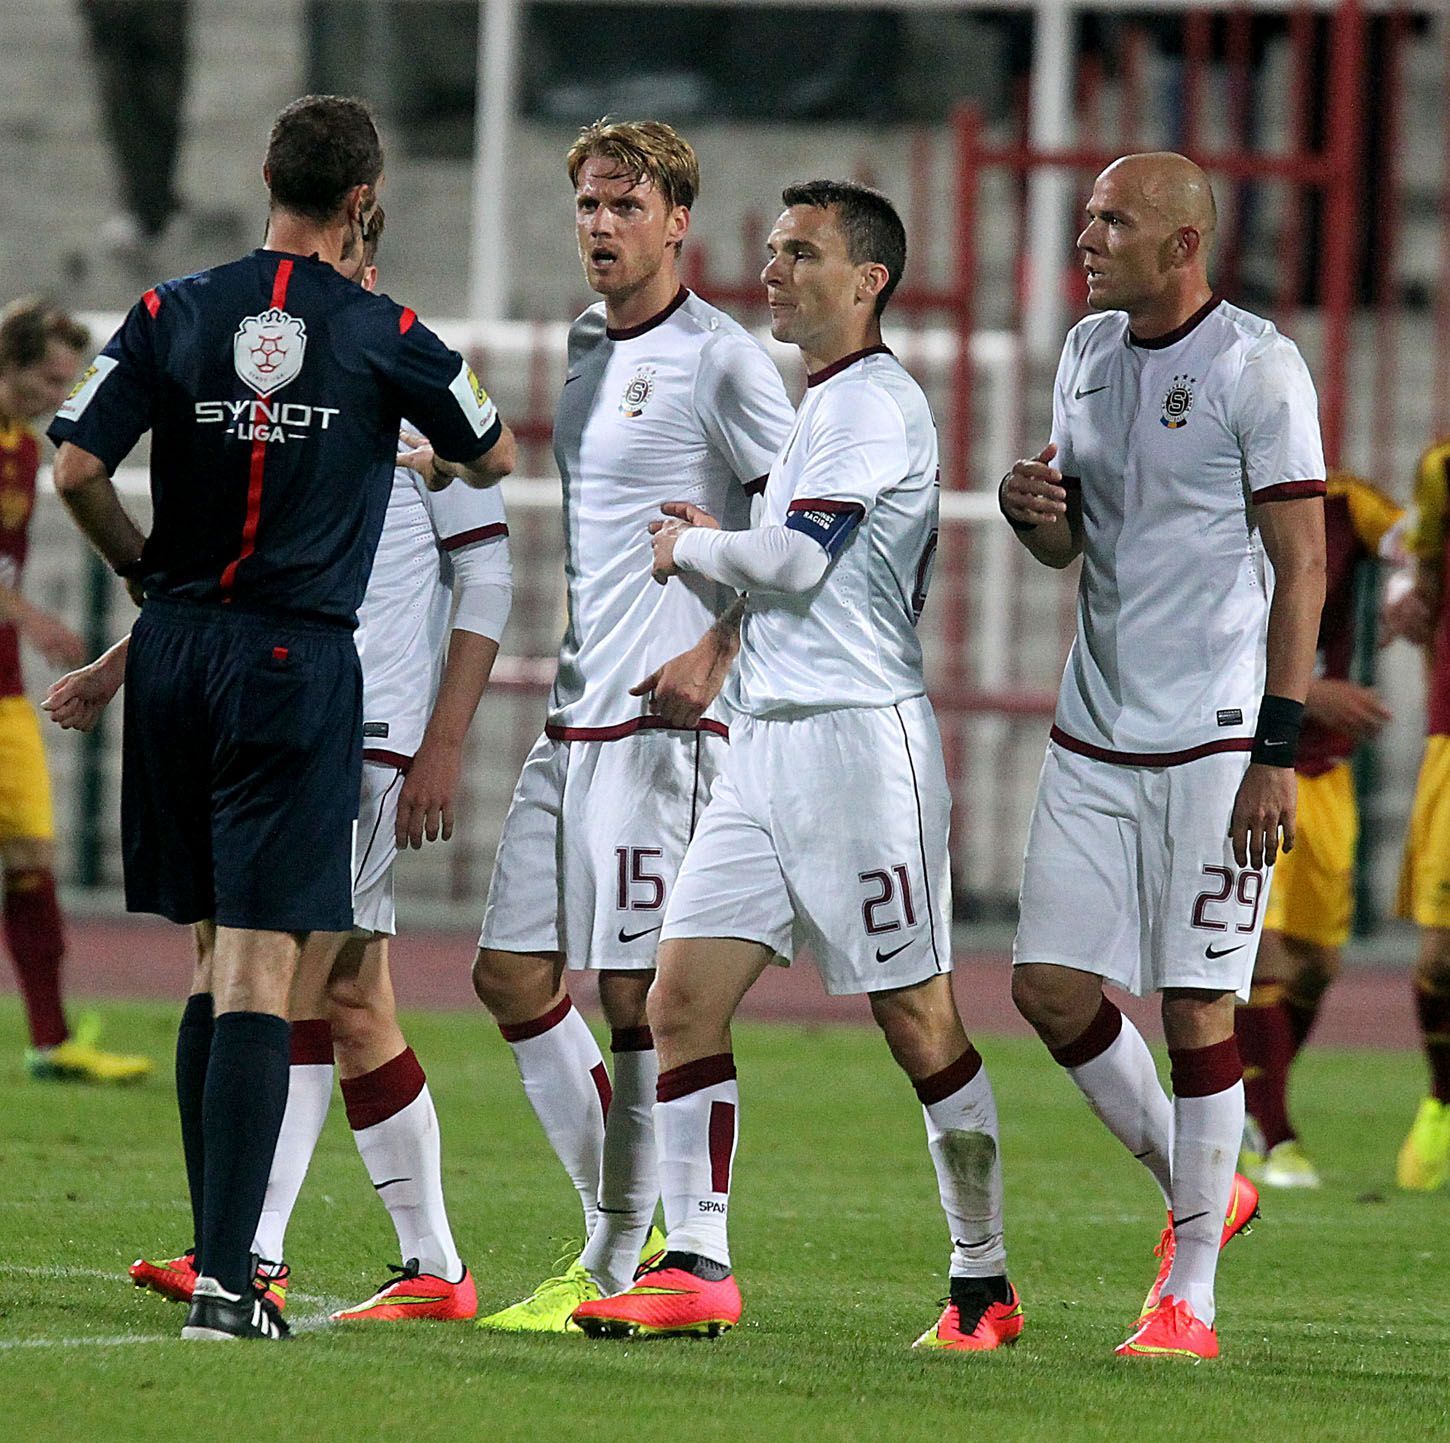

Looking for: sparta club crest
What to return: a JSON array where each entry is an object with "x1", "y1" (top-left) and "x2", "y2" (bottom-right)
[
  {"x1": 619, "y1": 365, "x2": 656, "y2": 418},
  {"x1": 234, "y1": 309, "x2": 308, "y2": 397},
  {"x1": 1160, "y1": 374, "x2": 1196, "y2": 429}
]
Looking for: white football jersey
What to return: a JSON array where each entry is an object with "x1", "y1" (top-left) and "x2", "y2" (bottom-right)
[
  {"x1": 548, "y1": 289, "x2": 795, "y2": 737},
  {"x1": 732, "y1": 347, "x2": 940, "y2": 717},
  {"x1": 356, "y1": 445, "x2": 510, "y2": 761},
  {"x1": 1049, "y1": 298, "x2": 1325, "y2": 761}
]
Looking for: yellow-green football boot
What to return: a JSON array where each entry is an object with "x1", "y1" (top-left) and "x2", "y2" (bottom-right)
[{"x1": 1396, "y1": 1097, "x2": 1450, "y2": 1191}]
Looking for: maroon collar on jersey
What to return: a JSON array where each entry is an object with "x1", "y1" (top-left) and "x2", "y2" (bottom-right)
[
  {"x1": 806, "y1": 344, "x2": 894, "y2": 388},
  {"x1": 606, "y1": 286, "x2": 690, "y2": 341},
  {"x1": 1127, "y1": 294, "x2": 1222, "y2": 350}
]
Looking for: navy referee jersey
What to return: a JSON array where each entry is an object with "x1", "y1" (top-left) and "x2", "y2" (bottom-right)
[{"x1": 48, "y1": 247, "x2": 502, "y2": 626}]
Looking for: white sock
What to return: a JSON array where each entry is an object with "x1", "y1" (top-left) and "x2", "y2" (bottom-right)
[
  {"x1": 501, "y1": 997, "x2": 609, "y2": 1237},
  {"x1": 654, "y1": 1053, "x2": 738, "y2": 1270},
  {"x1": 1058, "y1": 1001, "x2": 1174, "y2": 1207},
  {"x1": 917, "y1": 1049, "x2": 1007, "y2": 1278},
  {"x1": 1164, "y1": 1048, "x2": 1245, "y2": 1326},
  {"x1": 579, "y1": 1031, "x2": 659, "y2": 1294},
  {"x1": 251, "y1": 1060, "x2": 334, "y2": 1264},
  {"x1": 351, "y1": 1083, "x2": 463, "y2": 1281}
]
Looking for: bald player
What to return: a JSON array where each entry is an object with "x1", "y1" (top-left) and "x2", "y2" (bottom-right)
[{"x1": 1003, "y1": 153, "x2": 1326, "y2": 1360}]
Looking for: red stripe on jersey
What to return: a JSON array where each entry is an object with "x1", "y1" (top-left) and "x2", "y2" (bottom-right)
[
  {"x1": 743, "y1": 475, "x2": 768, "y2": 496},
  {"x1": 545, "y1": 715, "x2": 730, "y2": 743},
  {"x1": 1252, "y1": 479, "x2": 1327, "y2": 503},
  {"x1": 220, "y1": 260, "x2": 295, "y2": 600},
  {"x1": 142, "y1": 288, "x2": 161, "y2": 317},
  {"x1": 399, "y1": 307, "x2": 416, "y2": 335},
  {"x1": 787, "y1": 497, "x2": 864, "y2": 514},
  {"x1": 1049, "y1": 724, "x2": 1252, "y2": 768},
  {"x1": 362, "y1": 748, "x2": 414, "y2": 771},
  {"x1": 439, "y1": 521, "x2": 508, "y2": 552}
]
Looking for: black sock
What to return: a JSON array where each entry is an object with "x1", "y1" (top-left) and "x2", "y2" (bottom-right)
[
  {"x1": 950, "y1": 1273, "x2": 1013, "y2": 1313},
  {"x1": 175, "y1": 992, "x2": 214, "y2": 1263},
  {"x1": 198, "y1": 1011, "x2": 290, "y2": 1296}
]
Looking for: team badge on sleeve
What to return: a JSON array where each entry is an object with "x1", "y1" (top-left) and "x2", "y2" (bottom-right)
[
  {"x1": 620, "y1": 365, "x2": 656, "y2": 418},
  {"x1": 449, "y1": 359, "x2": 500, "y2": 439},
  {"x1": 234, "y1": 310, "x2": 308, "y2": 397},
  {"x1": 54, "y1": 355, "x2": 118, "y2": 422},
  {"x1": 1160, "y1": 375, "x2": 1196, "y2": 429}
]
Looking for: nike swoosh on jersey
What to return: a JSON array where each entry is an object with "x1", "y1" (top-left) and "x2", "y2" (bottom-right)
[
  {"x1": 1074, "y1": 384, "x2": 1109, "y2": 399},
  {"x1": 564, "y1": 373, "x2": 582, "y2": 385},
  {"x1": 1204, "y1": 942, "x2": 1246, "y2": 959},
  {"x1": 618, "y1": 924, "x2": 663, "y2": 944},
  {"x1": 875, "y1": 939, "x2": 915, "y2": 963}
]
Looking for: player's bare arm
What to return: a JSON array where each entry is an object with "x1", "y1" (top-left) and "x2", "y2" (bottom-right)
[
  {"x1": 1305, "y1": 676, "x2": 1392, "y2": 741},
  {"x1": 400, "y1": 423, "x2": 517, "y2": 492},
  {"x1": 1229, "y1": 495, "x2": 1327, "y2": 869},
  {"x1": 632, "y1": 594, "x2": 745, "y2": 729},
  {"x1": 0, "y1": 580, "x2": 85, "y2": 666},
  {"x1": 43, "y1": 634, "x2": 130, "y2": 732},
  {"x1": 1000, "y1": 443, "x2": 1082, "y2": 569},
  {"x1": 51, "y1": 441, "x2": 147, "y2": 602},
  {"x1": 396, "y1": 629, "x2": 501, "y2": 850}
]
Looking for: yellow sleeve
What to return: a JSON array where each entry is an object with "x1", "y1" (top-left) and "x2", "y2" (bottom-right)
[
  {"x1": 1337, "y1": 476, "x2": 1405, "y2": 556},
  {"x1": 1408, "y1": 443, "x2": 1450, "y2": 562}
]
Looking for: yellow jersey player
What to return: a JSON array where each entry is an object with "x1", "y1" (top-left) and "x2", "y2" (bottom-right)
[
  {"x1": 0, "y1": 297, "x2": 149, "y2": 1083},
  {"x1": 1392, "y1": 437, "x2": 1450, "y2": 1190},
  {"x1": 1235, "y1": 474, "x2": 1404, "y2": 1188}
]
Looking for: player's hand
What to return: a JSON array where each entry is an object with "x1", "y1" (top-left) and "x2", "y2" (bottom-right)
[
  {"x1": 1228, "y1": 762, "x2": 1296, "y2": 870},
  {"x1": 1001, "y1": 443, "x2": 1067, "y2": 527},
  {"x1": 1304, "y1": 677, "x2": 1392, "y2": 740},
  {"x1": 631, "y1": 635, "x2": 735, "y2": 728},
  {"x1": 399, "y1": 428, "x2": 454, "y2": 492},
  {"x1": 42, "y1": 656, "x2": 123, "y2": 731},
  {"x1": 24, "y1": 609, "x2": 87, "y2": 668},
  {"x1": 648, "y1": 502, "x2": 719, "y2": 585},
  {"x1": 395, "y1": 737, "x2": 462, "y2": 849},
  {"x1": 1380, "y1": 580, "x2": 1438, "y2": 649}
]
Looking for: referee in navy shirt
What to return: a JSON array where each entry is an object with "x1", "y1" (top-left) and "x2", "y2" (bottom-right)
[{"x1": 49, "y1": 95, "x2": 514, "y2": 1340}]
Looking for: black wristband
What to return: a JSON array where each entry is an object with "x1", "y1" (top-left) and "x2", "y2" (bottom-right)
[
  {"x1": 999, "y1": 475, "x2": 1037, "y2": 533},
  {"x1": 1250, "y1": 693, "x2": 1304, "y2": 767},
  {"x1": 113, "y1": 554, "x2": 146, "y2": 581}
]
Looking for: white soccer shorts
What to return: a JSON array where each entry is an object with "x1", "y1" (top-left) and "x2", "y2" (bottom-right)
[
  {"x1": 479, "y1": 727, "x2": 725, "y2": 969},
  {"x1": 662, "y1": 695, "x2": 954, "y2": 997},
  {"x1": 352, "y1": 760, "x2": 406, "y2": 937},
  {"x1": 1013, "y1": 741, "x2": 1272, "y2": 999}
]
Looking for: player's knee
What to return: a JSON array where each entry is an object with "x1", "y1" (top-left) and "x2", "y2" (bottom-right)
[
  {"x1": 1010, "y1": 965, "x2": 1063, "y2": 1030},
  {"x1": 324, "y1": 973, "x2": 387, "y2": 1047},
  {"x1": 1292, "y1": 942, "x2": 1341, "y2": 997},
  {"x1": 1416, "y1": 929, "x2": 1450, "y2": 989},
  {"x1": 471, "y1": 948, "x2": 517, "y2": 1014},
  {"x1": 645, "y1": 970, "x2": 698, "y2": 1046}
]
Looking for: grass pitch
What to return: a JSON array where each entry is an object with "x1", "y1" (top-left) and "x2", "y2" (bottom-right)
[{"x1": 2, "y1": 997, "x2": 1445, "y2": 1443}]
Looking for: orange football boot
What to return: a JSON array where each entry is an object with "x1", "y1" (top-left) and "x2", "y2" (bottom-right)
[
  {"x1": 1116, "y1": 1294, "x2": 1219, "y2": 1360},
  {"x1": 129, "y1": 1250, "x2": 290, "y2": 1311},
  {"x1": 330, "y1": 1260, "x2": 477, "y2": 1322},
  {"x1": 1140, "y1": 1171, "x2": 1259, "y2": 1321},
  {"x1": 572, "y1": 1252, "x2": 742, "y2": 1339},
  {"x1": 912, "y1": 1282, "x2": 1024, "y2": 1352}
]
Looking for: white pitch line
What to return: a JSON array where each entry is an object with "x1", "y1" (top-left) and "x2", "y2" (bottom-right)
[{"x1": 0, "y1": 1333, "x2": 174, "y2": 1350}]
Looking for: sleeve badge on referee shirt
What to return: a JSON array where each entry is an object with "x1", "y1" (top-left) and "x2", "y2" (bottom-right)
[
  {"x1": 234, "y1": 309, "x2": 308, "y2": 397},
  {"x1": 1160, "y1": 375, "x2": 1196, "y2": 429}
]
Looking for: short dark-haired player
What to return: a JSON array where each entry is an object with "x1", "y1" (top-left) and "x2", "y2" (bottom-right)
[
  {"x1": 574, "y1": 181, "x2": 1023, "y2": 1352},
  {"x1": 48, "y1": 94, "x2": 514, "y2": 1340},
  {"x1": 0, "y1": 297, "x2": 151, "y2": 1084},
  {"x1": 1236, "y1": 475, "x2": 1403, "y2": 1189},
  {"x1": 59, "y1": 215, "x2": 512, "y2": 1322},
  {"x1": 470, "y1": 120, "x2": 795, "y2": 1332},
  {"x1": 1003, "y1": 153, "x2": 1325, "y2": 1360}
]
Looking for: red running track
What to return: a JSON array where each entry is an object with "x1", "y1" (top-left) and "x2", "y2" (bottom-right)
[{"x1": 0, "y1": 916, "x2": 1419, "y2": 1050}]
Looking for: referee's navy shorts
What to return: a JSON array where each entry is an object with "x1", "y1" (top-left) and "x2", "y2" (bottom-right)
[{"x1": 121, "y1": 597, "x2": 362, "y2": 932}]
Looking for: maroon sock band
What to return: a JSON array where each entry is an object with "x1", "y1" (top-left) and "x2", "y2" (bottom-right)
[
  {"x1": 499, "y1": 995, "x2": 573, "y2": 1044},
  {"x1": 4, "y1": 868, "x2": 68, "y2": 1049},
  {"x1": 341, "y1": 1047, "x2": 426, "y2": 1130},
  {"x1": 1234, "y1": 996, "x2": 1295, "y2": 1148},
  {"x1": 1049, "y1": 996, "x2": 1123, "y2": 1069},
  {"x1": 591, "y1": 1061, "x2": 613, "y2": 1120},
  {"x1": 611, "y1": 1026, "x2": 655, "y2": 1053},
  {"x1": 708, "y1": 1100, "x2": 735, "y2": 1193},
  {"x1": 289, "y1": 1018, "x2": 334, "y2": 1066},
  {"x1": 1415, "y1": 979, "x2": 1450, "y2": 1104},
  {"x1": 657, "y1": 1052, "x2": 736, "y2": 1103},
  {"x1": 1169, "y1": 1036, "x2": 1244, "y2": 1099},
  {"x1": 913, "y1": 1045, "x2": 984, "y2": 1105}
]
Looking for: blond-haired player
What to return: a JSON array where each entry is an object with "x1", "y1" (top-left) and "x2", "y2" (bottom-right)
[
  {"x1": 1236, "y1": 474, "x2": 1404, "y2": 1190},
  {"x1": 471, "y1": 120, "x2": 795, "y2": 1330},
  {"x1": 1004, "y1": 153, "x2": 1326, "y2": 1360},
  {"x1": 1390, "y1": 437, "x2": 1450, "y2": 1190}
]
